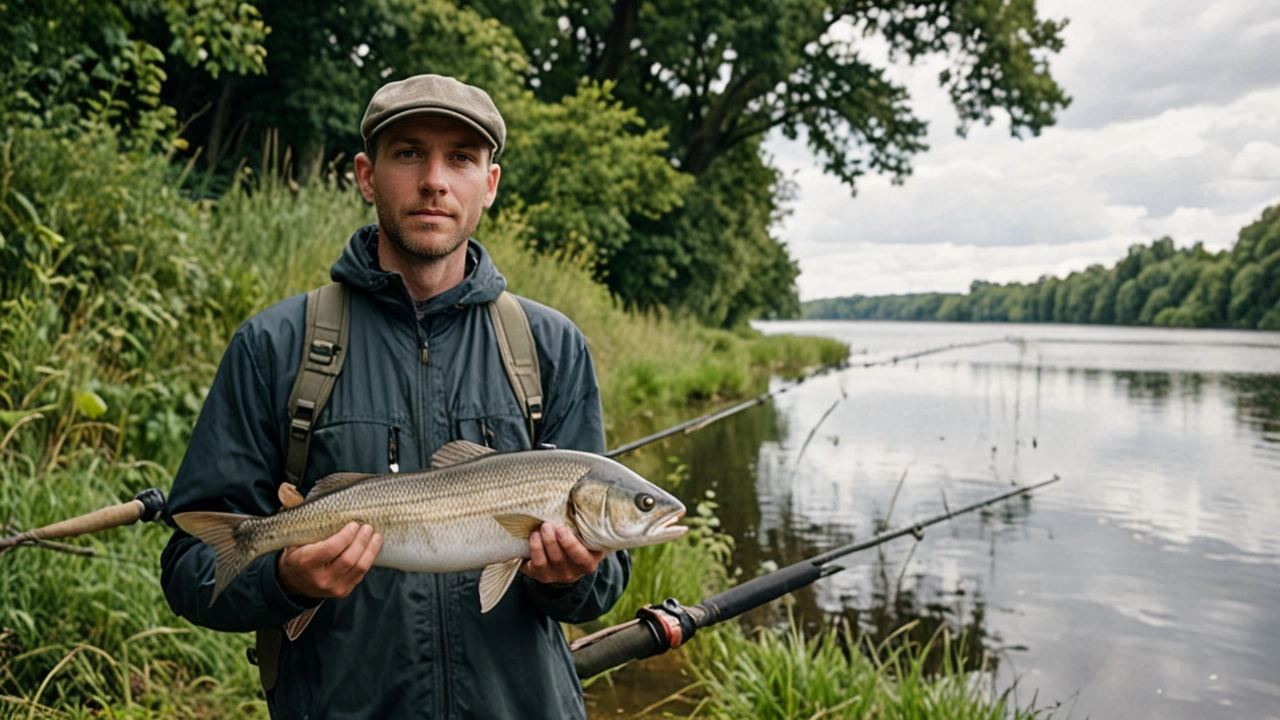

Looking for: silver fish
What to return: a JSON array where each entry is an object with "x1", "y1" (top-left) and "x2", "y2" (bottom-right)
[{"x1": 174, "y1": 440, "x2": 687, "y2": 615}]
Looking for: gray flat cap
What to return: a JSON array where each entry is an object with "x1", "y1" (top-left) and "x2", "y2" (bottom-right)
[{"x1": 361, "y1": 74, "x2": 506, "y2": 160}]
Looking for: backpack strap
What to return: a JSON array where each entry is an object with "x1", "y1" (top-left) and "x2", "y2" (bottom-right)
[
  {"x1": 255, "y1": 286, "x2": 542, "y2": 694},
  {"x1": 487, "y1": 291, "x2": 543, "y2": 444},
  {"x1": 254, "y1": 282, "x2": 349, "y2": 694},
  {"x1": 284, "y1": 282, "x2": 351, "y2": 487}
]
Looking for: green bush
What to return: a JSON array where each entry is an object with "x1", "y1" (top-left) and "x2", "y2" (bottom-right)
[{"x1": 0, "y1": 124, "x2": 847, "y2": 716}]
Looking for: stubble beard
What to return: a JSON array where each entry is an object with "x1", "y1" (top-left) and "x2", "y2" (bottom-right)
[{"x1": 374, "y1": 190, "x2": 477, "y2": 262}]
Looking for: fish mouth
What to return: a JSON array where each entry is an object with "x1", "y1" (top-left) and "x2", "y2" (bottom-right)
[{"x1": 647, "y1": 507, "x2": 689, "y2": 540}]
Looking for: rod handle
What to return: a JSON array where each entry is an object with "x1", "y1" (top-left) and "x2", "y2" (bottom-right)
[
  {"x1": 0, "y1": 488, "x2": 166, "y2": 551},
  {"x1": 572, "y1": 619, "x2": 663, "y2": 680}
]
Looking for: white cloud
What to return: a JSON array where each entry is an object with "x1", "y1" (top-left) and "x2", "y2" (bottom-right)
[
  {"x1": 1229, "y1": 141, "x2": 1280, "y2": 181},
  {"x1": 1047, "y1": 0, "x2": 1280, "y2": 129},
  {"x1": 772, "y1": 0, "x2": 1280, "y2": 300},
  {"x1": 795, "y1": 237, "x2": 1143, "y2": 300}
]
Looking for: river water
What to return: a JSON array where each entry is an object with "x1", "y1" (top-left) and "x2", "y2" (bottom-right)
[{"x1": 593, "y1": 321, "x2": 1280, "y2": 719}]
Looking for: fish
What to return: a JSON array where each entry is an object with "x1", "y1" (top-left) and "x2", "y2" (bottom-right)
[{"x1": 173, "y1": 440, "x2": 688, "y2": 618}]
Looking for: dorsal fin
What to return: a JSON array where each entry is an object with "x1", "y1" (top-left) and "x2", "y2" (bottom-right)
[
  {"x1": 302, "y1": 472, "x2": 380, "y2": 503},
  {"x1": 431, "y1": 440, "x2": 497, "y2": 468}
]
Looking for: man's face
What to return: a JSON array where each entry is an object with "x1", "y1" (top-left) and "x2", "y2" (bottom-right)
[{"x1": 356, "y1": 115, "x2": 500, "y2": 262}]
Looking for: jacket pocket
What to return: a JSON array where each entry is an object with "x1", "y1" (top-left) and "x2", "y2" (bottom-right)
[
  {"x1": 307, "y1": 417, "x2": 415, "y2": 485},
  {"x1": 456, "y1": 414, "x2": 530, "y2": 452}
]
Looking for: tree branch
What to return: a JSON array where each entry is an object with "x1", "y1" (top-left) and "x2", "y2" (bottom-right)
[{"x1": 592, "y1": 0, "x2": 639, "y2": 81}]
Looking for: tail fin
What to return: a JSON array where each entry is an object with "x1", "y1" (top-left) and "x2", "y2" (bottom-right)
[{"x1": 173, "y1": 511, "x2": 257, "y2": 607}]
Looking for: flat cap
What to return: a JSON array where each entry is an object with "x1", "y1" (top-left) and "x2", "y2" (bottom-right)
[{"x1": 361, "y1": 74, "x2": 506, "y2": 160}]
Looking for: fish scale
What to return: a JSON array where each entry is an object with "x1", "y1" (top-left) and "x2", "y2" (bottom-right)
[
  {"x1": 240, "y1": 454, "x2": 591, "y2": 572},
  {"x1": 174, "y1": 441, "x2": 689, "y2": 613}
]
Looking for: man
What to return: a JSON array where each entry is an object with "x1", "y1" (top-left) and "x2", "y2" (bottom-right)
[{"x1": 161, "y1": 74, "x2": 630, "y2": 719}]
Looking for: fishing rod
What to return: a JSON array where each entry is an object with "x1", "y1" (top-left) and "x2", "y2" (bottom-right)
[
  {"x1": 568, "y1": 475, "x2": 1059, "y2": 679},
  {"x1": 0, "y1": 488, "x2": 166, "y2": 555},
  {"x1": 1, "y1": 337, "x2": 1022, "y2": 555},
  {"x1": 607, "y1": 336, "x2": 1016, "y2": 459}
]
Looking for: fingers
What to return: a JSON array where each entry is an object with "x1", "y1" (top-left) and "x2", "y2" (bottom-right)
[
  {"x1": 520, "y1": 523, "x2": 604, "y2": 585},
  {"x1": 526, "y1": 526, "x2": 547, "y2": 568},
  {"x1": 540, "y1": 523, "x2": 566, "y2": 566},
  {"x1": 554, "y1": 526, "x2": 596, "y2": 567},
  {"x1": 278, "y1": 523, "x2": 382, "y2": 600},
  {"x1": 296, "y1": 522, "x2": 361, "y2": 566},
  {"x1": 326, "y1": 524, "x2": 380, "y2": 597},
  {"x1": 333, "y1": 525, "x2": 380, "y2": 585}
]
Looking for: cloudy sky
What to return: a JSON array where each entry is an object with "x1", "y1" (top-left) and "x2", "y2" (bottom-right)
[{"x1": 770, "y1": 0, "x2": 1280, "y2": 300}]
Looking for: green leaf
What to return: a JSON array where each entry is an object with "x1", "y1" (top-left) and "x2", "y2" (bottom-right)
[
  {"x1": 73, "y1": 389, "x2": 109, "y2": 419},
  {"x1": 0, "y1": 409, "x2": 44, "y2": 427},
  {"x1": 9, "y1": 190, "x2": 42, "y2": 226}
]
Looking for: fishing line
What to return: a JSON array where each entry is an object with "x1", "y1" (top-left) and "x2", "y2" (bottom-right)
[
  {"x1": 785, "y1": 395, "x2": 845, "y2": 486},
  {"x1": 5, "y1": 336, "x2": 1026, "y2": 558},
  {"x1": 570, "y1": 475, "x2": 1060, "y2": 679},
  {"x1": 606, "y1": 336, "x2": 1023, "y2": 458}
]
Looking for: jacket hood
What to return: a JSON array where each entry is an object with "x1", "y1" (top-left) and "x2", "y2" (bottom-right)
[{"x1": 330, "y1": 224, "x2": 507, "y2": 315}]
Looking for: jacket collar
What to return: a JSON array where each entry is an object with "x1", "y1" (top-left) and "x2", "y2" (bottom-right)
[{"x1": 330, "y1": 224, "x2": 508, "y2": 316}]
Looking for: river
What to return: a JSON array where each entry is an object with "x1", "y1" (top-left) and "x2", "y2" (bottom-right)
[{"x1": 589, "y1": 321, "x2": 1280, "y2": 719}]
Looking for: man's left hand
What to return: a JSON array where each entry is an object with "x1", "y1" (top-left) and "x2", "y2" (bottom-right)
[{"x1": 521, "y1": 522, "x2": 606, "y2": 586}]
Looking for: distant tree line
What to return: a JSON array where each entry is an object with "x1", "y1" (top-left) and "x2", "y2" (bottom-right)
[{"x1": 803, "y1": 204, "x2": 1280, "y2": 330}]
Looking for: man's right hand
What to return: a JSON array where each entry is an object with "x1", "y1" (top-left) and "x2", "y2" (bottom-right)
[{"x1": 277, "y1": 522, "x2": 383, "y2": 600}]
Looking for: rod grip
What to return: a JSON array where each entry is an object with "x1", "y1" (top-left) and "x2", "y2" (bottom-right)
[
  {"x1": 572, "y1": 619, "x2": 664, "y2": 680},
  {"x1": 0, "y1": 500, "x2": 144, "y2": 549}
]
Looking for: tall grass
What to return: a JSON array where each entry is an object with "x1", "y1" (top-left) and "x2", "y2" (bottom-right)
[
  {"x1": 687, "y1": 620, "x2": 1050, "y2": 720},
  {"x1": 0, "y1": 125, "x2": 848, "y2": 716},
  {"x1": 2, "y1": 123, "x2": 1048, "y2": 720}
]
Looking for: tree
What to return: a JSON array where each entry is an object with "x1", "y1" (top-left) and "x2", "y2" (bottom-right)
[
  {"x1": 157, "y1": 0, "x2": 529, "y2": 183},
  {"x1": 458, "y1": 0, "x2": 1069, "y2": 324},
  {"x1": 2, "y1": 0, "x2": 268, "y2": 145},
  {"x1": 473, "y1": 0, "x2": 1069, "y2": 186}
]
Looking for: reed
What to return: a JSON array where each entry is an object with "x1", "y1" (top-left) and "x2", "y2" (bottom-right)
[
  {"x1": 0, "y1": 125, "x2": 851, "y2": 716},
  {"x1": 686, "y1": 619, "x2": 1051, "y2": 720}
]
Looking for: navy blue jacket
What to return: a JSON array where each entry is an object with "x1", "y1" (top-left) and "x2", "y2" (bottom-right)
[{"x1": 161, "y1": 225, "x2": 630, "y2": 719}]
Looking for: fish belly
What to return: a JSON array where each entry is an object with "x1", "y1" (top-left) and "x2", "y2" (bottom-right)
[
  {"x1": 369, "y1": 505, "x2": 565, "y2": 574},
  {"x1": 255, "y1": 461, "x2": 579, "y2": 574}
]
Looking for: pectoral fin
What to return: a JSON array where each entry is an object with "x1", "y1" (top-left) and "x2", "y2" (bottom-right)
[
  {"x1": 283, "y1": 603, "x2": 323, "y2": 641},
  {"x1": 479, "y1": 557, "x2": 524, "y2": 613},
  {"x1": 278, "y1": 482, "x2": 305, "y2": 510},
  {"x1": 493, "y1": 513, "x2": 546, "y2": 539}
]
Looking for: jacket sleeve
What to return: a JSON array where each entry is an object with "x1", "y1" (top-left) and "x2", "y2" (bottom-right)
[
  {"x1": 520, "y1": 323, "x2": 631, "y2": 623},
  {"x1": 160, "y1": 325, "x2": 313, "y2": 632}
]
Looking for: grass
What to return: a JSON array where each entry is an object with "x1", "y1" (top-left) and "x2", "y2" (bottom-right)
[
  {"x1": 684, "y1": 619, "x2": 1050, "y2": 720},
  {"x1": 0, "y1": 126, "x2": 1046, "y2": 719}
]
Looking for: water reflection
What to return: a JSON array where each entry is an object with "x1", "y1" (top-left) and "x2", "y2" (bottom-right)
[{"x1": 606, "y1": 322, "x2": 1280, "y2": 720}]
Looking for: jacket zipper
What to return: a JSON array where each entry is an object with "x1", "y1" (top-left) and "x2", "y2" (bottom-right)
[
  {"x1": 387, "y1": 426, "x2": 399, "y2": 473},
  {"x1": 419, "y1": 319, "x2": 451, "y2": 716}
]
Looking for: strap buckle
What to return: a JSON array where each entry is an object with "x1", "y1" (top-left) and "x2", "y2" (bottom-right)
[
  {"x1": 290, "y1": 400, "x2": 316, "y2": 440},
  {"x1": 308, "y1": 340, "x2": 338, "y2": 365}
]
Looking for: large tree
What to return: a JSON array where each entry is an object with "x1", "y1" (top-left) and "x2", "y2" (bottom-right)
[
  {"x1": 466, "y1": 0, "x2": 1069, "y2": 187},
  {"x1": 461, "y1": 0, "x2": 1070, "y2": 324},
  {"x1": 4, "y1": 0, "x2": 1071, "y2": 327}
]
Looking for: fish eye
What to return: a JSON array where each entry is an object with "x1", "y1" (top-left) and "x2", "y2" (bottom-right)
[{"x1": 635, "y1": 494, "x2": 655, "y2": 512}]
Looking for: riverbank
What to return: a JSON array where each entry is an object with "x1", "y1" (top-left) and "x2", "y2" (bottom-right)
[
  {"x1": 0, "y1": 128, "x2": 1046, "y2": 718},
  {"x1": 0, "y1": 127, "x2": 839, "y2": 716}
]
